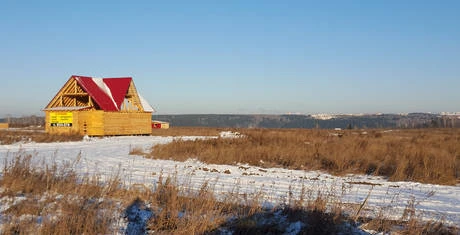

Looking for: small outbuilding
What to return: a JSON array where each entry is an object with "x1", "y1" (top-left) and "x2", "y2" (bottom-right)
[
  {"x1": 44, "y1": 75, "x2": 154, "y2": 136},
  {"x1": 152, "y1": 120, "x2": 170, "y2": 129}
]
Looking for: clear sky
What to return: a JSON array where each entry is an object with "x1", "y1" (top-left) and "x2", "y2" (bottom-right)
[{"x1": 1, "y1": 1, "x2": 459, "y2": 116}]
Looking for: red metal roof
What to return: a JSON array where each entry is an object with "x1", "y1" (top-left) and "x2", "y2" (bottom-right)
[
  {"x1": 103, "y1": 77, "x2": 132, "y2": 109},
  {"x1": 73, "y1": 75, "x2": 132, "y2": 111}
]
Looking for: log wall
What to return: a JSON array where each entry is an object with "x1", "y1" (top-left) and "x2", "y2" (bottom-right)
[
  {"x1": 103, "y1": 112, "x2": 152, "y2": 135},
  {"x1": 45, "y1": 111, "x2": 151, "y2": 136}
]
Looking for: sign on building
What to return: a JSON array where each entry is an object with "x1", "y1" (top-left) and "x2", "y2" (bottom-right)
[{"x1": 50, "y1": 112, "x2": 73, "y2": 127}]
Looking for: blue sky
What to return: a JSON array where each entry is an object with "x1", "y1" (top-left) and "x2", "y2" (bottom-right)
[{"x1": 1, "y1": 1, "x2": 459, "y2": 116}]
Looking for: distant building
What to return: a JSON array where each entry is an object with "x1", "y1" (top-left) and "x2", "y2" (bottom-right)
[
  {"x1": 152, "y1": 120, "x2": 170, "y2": 129},
  {"x1": 43, "y1": 75, "x2": 154, "y2": 136}
]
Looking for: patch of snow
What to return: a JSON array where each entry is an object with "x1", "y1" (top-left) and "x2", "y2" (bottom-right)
[
  {"x1": 82, "y1": 135, "x2": 92, "y2": 142},
  {"x1": 43, "y1": 106, "x2": 90, "y2": 111},
  {"x1": 124, "y1": 199, "x2": 153, "y2": 235},
  {"x1": 138, "y1": 94, "x2": 155, "y2": 112},
  {"x1": 341, "y1": 222, "x2": 372, "y2": 235},
  {"x1": 311, "y1": 114, "x2": 336, "y2": 120},
  {"x1": 0, "y1": 195, "x2": 27, "y2": 213},
  {"x1": 0, "y1": 135, "x2": 459, "y2": 227},
  {"x1": 219, "y1": 131, "x2": 242, "y2": 138},
  {"x1": 284, "y1": 221, "x2": 304, "y2": 235}
]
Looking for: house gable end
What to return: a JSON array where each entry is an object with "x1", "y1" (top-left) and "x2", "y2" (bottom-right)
[
  {"x1": 44, "y1": 76, "x2": 92, "y2": 110},
  {"x1": 45, "y1": 77, "x2": 74, "y2": 109}
]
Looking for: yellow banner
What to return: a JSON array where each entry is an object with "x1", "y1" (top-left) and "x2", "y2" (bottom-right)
[{"x1": 50, "y1": 112, "x2": 73, "y2": 127}]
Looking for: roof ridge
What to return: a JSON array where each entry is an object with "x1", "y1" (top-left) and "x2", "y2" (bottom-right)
[{"x1": 92, "y1": 77, "x2": 119, "y2": 111}]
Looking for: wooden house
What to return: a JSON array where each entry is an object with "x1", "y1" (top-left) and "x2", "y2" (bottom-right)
[{"x1": 43, "y1": 75, "x2": 154, "y2": 136}]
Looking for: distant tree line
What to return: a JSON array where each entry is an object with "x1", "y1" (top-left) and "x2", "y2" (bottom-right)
[
  {"x1": 1, "y1": 113, "x2": 458, "y2": 129},
  {"x1": 153, "y1": 113, "x2": 460, "y2": 129},
  {"x1": 0, "y1": 115, "x2": 45, "y2": 128}
]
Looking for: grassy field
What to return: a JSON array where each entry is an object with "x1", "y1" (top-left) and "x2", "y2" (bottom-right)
[
  {"x1": 1, "y1": 127, "x2": 459, "y2": 233},
  {"x1": 0, "y1": 129, "x2": 82, "y2": 145},
  {"x1": 1, "y1": 153, "x2": 456, "y2": 234},
  {"x1": 150, "y1": 128, "x2": 460, "y2": 185},
  {"x1": 2, "y1": 127, "x2": 459, "y2": 185}
]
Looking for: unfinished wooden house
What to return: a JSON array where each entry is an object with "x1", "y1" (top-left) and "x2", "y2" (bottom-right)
[{"x1": 44, "y1": 75, "x2": 154, "y2": 136}]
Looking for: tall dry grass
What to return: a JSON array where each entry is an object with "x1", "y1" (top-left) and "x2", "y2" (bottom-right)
[
  {"x1": 0, "y1": 153, "x2": 123, "y2": 234},
  {"x1": 150, "y1": 128, "x2": 460, "y2": 185},
  {"x1": 151, "y1": 126, "x2": 223, "y2": 137},
  {"x1": 0, "y1": 127, "x2": 219, "y2": 145},
  {"x1": 0, "y1": 129, "x2": 82, "y2": 145},
  {"x1": 0, "y1": 153, "x2": 277, "y2": 233},
  {"x1": 1, "y1": 152, "x2": 457, "y2": 234}
]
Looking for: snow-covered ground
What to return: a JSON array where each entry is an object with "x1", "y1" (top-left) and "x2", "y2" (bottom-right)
[{"x1": 0, "y1": 134, "x2": 459, "y2": 227}]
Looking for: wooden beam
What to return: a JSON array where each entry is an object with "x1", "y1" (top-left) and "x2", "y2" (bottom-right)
[
  {"x1": 45, "y1": 77, "x2": 77, "y2": 109},
  {"x1": 126, "y1": 81, "x2": 143, "y2": 111},
  {"x1": 63, "y1": 93, "x2": 89, "y2": 96}
]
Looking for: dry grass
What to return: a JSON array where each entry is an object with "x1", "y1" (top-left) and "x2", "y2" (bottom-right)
[
  {"x1": 0, "y1": 127, "x2": 220, "y2": 145},
  {"x1": 0, "y1": 129, "x2": 82, "y2": 145},
  {"x1": 2, "y1": 127, "x2": 457, "y2": 232},
  {"x1": 150, "y1": 128, "x2": 460, "y2": 185},
  {"x1": 1, "y1": 153, "x2": 119, "y2": 234},
  {"x1": 1, "y1": 152, "x2": 457, "y2": 234},
  {"x1": 0, "y1": 153, "x2": 263, "y2": 234},
  {"x1": 361, "y1": 196, "x2": 458, "y2": 235},
  {"x1": 151, "y1": 126, "x2": 223, "y2": 137}
]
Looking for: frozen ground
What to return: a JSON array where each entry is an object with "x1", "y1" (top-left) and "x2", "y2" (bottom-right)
[{"x1": 0, "y1": 134, "x2": 459, "y2": 228}]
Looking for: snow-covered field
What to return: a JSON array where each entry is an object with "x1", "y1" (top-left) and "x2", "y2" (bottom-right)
[{"x1": 1, "y1": 134, "x2": 459, "y2": 227}]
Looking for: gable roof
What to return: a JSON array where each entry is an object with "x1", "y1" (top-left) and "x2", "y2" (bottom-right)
[
  {"x1": 45, "y1": 75, "x2": 154, "y2": 112},
  {"x1": 103, "y1": 78, "x2": 132, "y2": 109},
  {"x1": 75, "y1": 76, "x2": 132, "y2": 111},
  {"x1": 138, "y1": 94, "x2": 155, "y2": 112}
]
